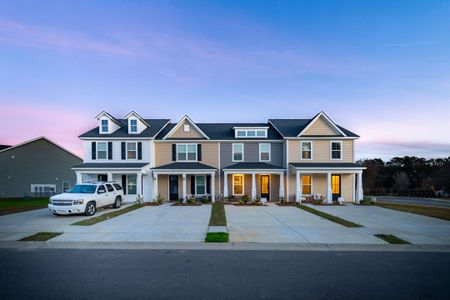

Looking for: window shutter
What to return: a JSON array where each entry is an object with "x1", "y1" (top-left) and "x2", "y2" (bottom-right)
[
  {"x1": 138, "y1": 142, "x2": 142, "y2": 160},
  {"x1": 197, "y1": 144, "x2": 202, "y2": 161},
  {"x1": 206, "y1": 175, "x2": 211, "y2": 194},
  {"x1": 108, "y1": 142, "x2": 113, "y2": 160},
  {"x1": 91, "y1": 142, "x2": 96, "y2": 160},
  {"x1": 191, "y1": 176, "x2": 195, "y2": 195},
  {"x1": 172, "y1": 144, "x2": 176, "y2": 161},
  {"x1": 121, "y1": 142, "x2": 126, "y2": 160},
  {"x1": 121, "y1": 175, "x2": 127, "y2": 195}
]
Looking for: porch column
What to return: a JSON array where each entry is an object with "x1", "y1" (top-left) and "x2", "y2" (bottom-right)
[
  {"x1": 153, "y1": 173, "x2": 158, "y2": 201},
  {"x1": 223, "y1": 172, "x2": 229, "y2": 198},
  {"x1": 279, "y1": 172, "x2": 285, "y2": 200},
  {"x1": 182, "y1": 173, "x2": 187, "y2": 200},
  {"x1": 357, "y1": 171, "x2": 364, "y2": 203},
  {"x1": 327, "y1": 172, "x2": 333, "y2": 204},
  {"x1": 251, "y1": 173, "x2": 256, "y2": 200},
  {"x1": 211, "y1": 173, "x2": 216, "y2": 203},
  {"x1": 76, "y1": 172, "x2": 82, "y2": 184},
  {"x1": 295, "y1": 171, "x2": 301, "y2": 203},
  {"x1": 107, "y1": 173, "x2": 113, "y2": 182},
  {"x1": 136, "y1": 173, "x2": 143, "y2": 198}
]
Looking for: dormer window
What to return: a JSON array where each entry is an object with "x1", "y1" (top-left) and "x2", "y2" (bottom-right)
[
  {"x1": 130, "y1": 119, "x2": 138, "y2": 133},
  {"x1": 101, "y1": 120, "x2": 108, "y2": 133},
  {"x1": 234, "y1": 128, "x2": 268, "y2": 138}
]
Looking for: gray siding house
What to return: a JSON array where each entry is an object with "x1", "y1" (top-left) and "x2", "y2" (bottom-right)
[{"x1": 0, "y1": 137, "x2": 82, "y2": 198}]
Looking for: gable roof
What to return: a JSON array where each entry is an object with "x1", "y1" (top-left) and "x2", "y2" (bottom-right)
[
  {"x1": 123, "y1": 111, "x2": 151, "y2": 127},
  {"x1": 297, "y1": 111, "x2": 346, "y2": 137},
  {"x1": 0, "y1": 136, "x2": 81, "y2": 159},
  {"x1": 162, "y1": 115, "x2": 210, "y2": 140},
  {"x1": 95, "y1": 111, "x2": 123, "y2": 127},
  {"x1": 79, "y1": 119, "x2": 170, "y2": 138}
]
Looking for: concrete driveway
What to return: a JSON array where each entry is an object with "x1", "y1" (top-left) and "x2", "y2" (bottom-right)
[
  {"x1": 226, "y1": 205, "x2": 383, "y2": 244},
  {"x1": 305, "y1": 204, "x2": 450, "y2": 245},
  {"x1": 53, "y1": 203, "x2": 211, "y2": 242}
]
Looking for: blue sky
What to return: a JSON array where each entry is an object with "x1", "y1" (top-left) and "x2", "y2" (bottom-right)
[{"x1": 0, "y1": 0, "x2": 449, "y2": 159}]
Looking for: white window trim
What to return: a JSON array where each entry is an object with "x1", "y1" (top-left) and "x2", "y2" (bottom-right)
[
  {"x1": 232, "y1": 143, "x2": 244, "y2": 162},
  {"x1": 183, "y1": 124, "x2": 190, "y2": 132},
  {"x1": 100, "y1": 119, "x2": 109, "y2": 134},
  {"x1": 195, "y1": 175, "x2": 207, "y2": 195},
  {"x1": 176, "y1": 143, "x2": 198, "y2": 162},
  {"x1": 126, "y1": 174, "x2": 137, "y2": 195},
  {"x1": 96, "y1": 142, "x2": 108, "y2": 160},
  {"x1": 129, "y1": 119, "x2": 138, "y2": 134},
  {"x1": 126, "y1": 142, "x2": 138, "y2": 160},
  {"x1": 31, "y1": 184, "x2": 56, "y2": 193},
  {"x1": 234, "y1": 128, "x2": 268, "y2": 138},
  {"x1": 232, "y1": 174, "x2": 244, "y2": 196},
  {"x1": 330, "y1": 141, "x2": 343, "y2": 160},
  {"x1": 301, "y1": 174, "x2": 313, "y2": 196},
  {"x1": 300, "y1": 141, "x2": 313, "y2": 160},
  {"x1": 259, "y1": 143, "x2": 271, "y2": 162}
]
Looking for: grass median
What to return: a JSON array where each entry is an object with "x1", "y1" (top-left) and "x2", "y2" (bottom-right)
[
  {"x1": 205, "y1": 232, "x2": 229, "y2": 243},
  {"x1": 375, "y1": 234, "x2": 411, "y2": 244},
  {"x1": 297, "y1": 204, "x2": 363, "y2": 227},
  {"x1": 0, "y1": 198, "x2": 49, "y2": 216},
  {"x1": 209, "y1": 202, "x2": 227, "y2": 226},
  {"x1": 72, "y1": 204, "x2": 144, "y2": 226},
  {"x1": 375, "y1": 202, "x2": 450, "y2": 221},
  {"x1": 19, "y1": 232, "x2": 62, "y2": 241}
]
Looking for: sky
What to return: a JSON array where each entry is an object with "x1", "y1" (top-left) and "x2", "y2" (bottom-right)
[{"x1": 0, "y1": 0, "x2": 449, "y2": 160}]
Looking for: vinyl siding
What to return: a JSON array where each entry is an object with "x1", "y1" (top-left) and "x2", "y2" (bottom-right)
[
  {"x1": 288, "y1": 140, "x2": 354, "y2": 163},
  {"x1": 302, "y1": 116, "x2": 341, "y2": 136},
  {"x1": 220, "y1": 142, "x2": 284, "y2": 168},
  {"x1": 83, "y1": 140, "x2": 151, "y2": 163},
  {"x1": 154, "y1": 142, "x2": 219, "y2": 167},
  {"x1": 168, "y1": 119, "x2": 205, "y2": 139},
  {"x1": 225, "y1": 173, "x2": 281, "y2": 201}
]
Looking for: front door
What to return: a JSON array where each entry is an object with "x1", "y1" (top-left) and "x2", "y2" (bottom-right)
[
  {"x1": 260, "y1": 175, "x2": 270, "y2": 201},
  {"x1": 169, "y1": 175, "x2": 179, "y2": 201},
  {"x1": 331, "y1": 175, "x2": 341, "y2": 202}
]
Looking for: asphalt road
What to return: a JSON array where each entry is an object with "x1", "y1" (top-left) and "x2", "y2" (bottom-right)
[
  {"x1": 0, "y1": 249, "x2": 449, "y2": 299},
  {"x1": 376, "y1": 196, "x2": 450, "y2": 208}
]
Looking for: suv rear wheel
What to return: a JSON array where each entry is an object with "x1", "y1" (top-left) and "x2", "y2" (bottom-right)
[
  {"x1": 85, "y1": 201, "x2": 96, "y2": 216},
  {"x1": 113, "y1": 196, "x2": 122, "y2": 209}
]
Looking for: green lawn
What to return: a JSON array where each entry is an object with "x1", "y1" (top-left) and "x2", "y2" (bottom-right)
[
  {"x1": 72, "y1": 204, "x2": 144, "y2": 226},
  {"x1": 19, "y1": 232, "x2": 62, "y2": 241},
  {"x1": 374, "y1": 234, "x2": 411, "y2": 244},
  {"x1": 297, "y1": 204, "x2": 363, "y2": 227},
  {"x1": 0, "y1": 198, "x2": 49, "y2": 215},
  {"x1": 374, "y1": 202, "x2": 450, "y2": 221},
  {"x1": 205, "y1": 232, "x2": 229, "y2": 243},
  {"x1": 209, "y1": 202, "x2": 227, "y2": 226}
]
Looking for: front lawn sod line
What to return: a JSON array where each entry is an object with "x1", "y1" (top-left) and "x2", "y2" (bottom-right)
[
  {"x1": 0, "y1": 198, "x2": 49, "y2": 216},
  {"x1": 375, "y1": 234, "x2": 411, "y2": 244},
  {"x1": 297, "y1": 204, "x2": 363, "y2": 227},
  {"x1": 209, "y1": 202, "x2": 227, "y2": 226},
  {"x1": 205, "y1": 232, "x2": 229, "y2": 243},
  {"x1": 72, "y1": 204, "x2": 143, "y2": 226},
  {"x1": 375, "y1": 202, "x2": 450, "y2": 221},
  {"x1": 19, "y1": 232, "x2": 62, "y2": 241}
]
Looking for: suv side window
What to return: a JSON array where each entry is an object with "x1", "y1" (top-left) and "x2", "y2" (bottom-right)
[
  {"x1": 106, "y1": 184, "x2": 114, "y2": 192},
  {"x1": 113, "y1": 184, "x2": 122, "y2": 191},
  {"x1": 97, "y1": 185, "x2": 106, "y2": 194}
]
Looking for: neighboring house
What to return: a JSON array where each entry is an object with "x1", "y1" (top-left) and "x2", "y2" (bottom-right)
[
  {"x1": 0, "y1": 137, "x2": 82, "y2": 198},
  {"x1": 75, "y1": 111, "x2": 365, "y2": 203}
]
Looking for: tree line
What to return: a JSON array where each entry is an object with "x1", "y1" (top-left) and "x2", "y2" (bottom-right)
[{"x1": 357, "y1": 156, "x2": 450, "y2": 197}]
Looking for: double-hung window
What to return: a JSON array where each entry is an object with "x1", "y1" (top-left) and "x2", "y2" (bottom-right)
[
  {"x1": 127, "y1": 142, "x2": 137, "y2": 159},
  {"x1": 101, "y1": 120, "x2": 108, "y2": 133},
  {"x1": 259, "y1": 143, "x2": 271, "y2": 162},
  {"x1": 130, "y1": 119, "x2": 138, "y2": 133},
  {"x1": 301, "y1": 141, "x2": 312, "y2": 160},
  {"x1": 195, "y1": 175, "x2": 206, "y2": 195},
  {"x1": 97, "y1": 142, "x2": 107, "y2": 159},
  {"x1": 177, "y1": 144, "x2": 197, "y2": 161},
  {"x1": 232, "y1": 143, "x2": 244, "y2": 162},
  {"x1": 331, "y1": 141, "x2": 342, "y2": 160}
]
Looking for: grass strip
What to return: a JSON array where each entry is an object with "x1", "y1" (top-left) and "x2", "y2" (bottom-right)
[
  {"x1": 297, "y1": 204, "x2": 363, "y2": 227},
  {"x1": 72, "y1": 204, "x2": 143, "y2": 226},
  {"x1": 0, "y1": 198, "x2": 49, "y2": 216},
  {"x1": 19, "y1": 232, "x2": 62, "y2": 241},
  {"x1": 375, "y1": 234, "x2": 411, "y2": 244},
  {"x1": 209, "y1": 202, "x2": 227, "y2": 226},
  {"x1": 205, "y1": 232, "x2": 229, "y2": 243},
  {"x1": 375, "y1": 202, "x2": 450, "y2": 221}
]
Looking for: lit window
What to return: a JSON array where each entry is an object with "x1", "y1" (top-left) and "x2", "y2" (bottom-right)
[
  {"x1": 302, "y1": 175, "x2": 311, "y2": 194},
  {"x1": 177, "y1": 144, "x2": 197, "y2": 161},
  {"x1": 259, "y1": 143, "x2": 270, "y2": 161},
  {"x1": 233, "y1": 175, "x2": 244, "y2": 195},
  {"x1": 127, "y1": 142, "x2": 137, "y2": 159},
  {"x1": 101, "y1": 120, "x2": 108, "y2": 133},
  {"x1": 301, "y1": 141, "x2": 312, "y2": 159},
  {"x1": 130, "y1": 119, "x2": 138, "y2": 133},
  {"x1": 195, "y1": 175, "x2": 206, "y2": 195},
  {"x1": 331, "y1": 142, "x2": 342, "y2": 159},
  {"x1": 97, "y1": 142, "x2": 107, "y2": 159},
  {"x1": 232, "y1": 143, "x2": 244, "y2": 161}
]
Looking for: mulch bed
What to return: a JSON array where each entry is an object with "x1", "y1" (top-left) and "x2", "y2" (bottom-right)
[
  {"x1": 232, "y1": 202, "x2": 268, "y2": 206},
  {"x1": 275, "y1": 202, "x2": 297, "y2": 207},
  {"x1": 143, "y1": 202, "x2": 162, "y2": 206},
  {"x1": 171, "y1": 203, "x2": 202, "y2": 206}
]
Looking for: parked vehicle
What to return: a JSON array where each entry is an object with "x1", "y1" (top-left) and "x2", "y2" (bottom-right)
[{"x1": 48, "y1": 182, "x2": 123, "y2": 216}]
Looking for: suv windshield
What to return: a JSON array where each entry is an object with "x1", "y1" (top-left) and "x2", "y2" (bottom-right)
[{"x1": 67, "y1": 184, "x2": 96, "y2": 194}]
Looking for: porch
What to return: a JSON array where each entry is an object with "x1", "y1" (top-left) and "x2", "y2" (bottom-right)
[{"x1": 289, "y1": 163, "x2": 365, "y2": 204}]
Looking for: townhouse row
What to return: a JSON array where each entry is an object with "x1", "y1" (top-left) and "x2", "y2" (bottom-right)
[{"x1": 72, "y1": 111, "x2": 365, "y2": 203}]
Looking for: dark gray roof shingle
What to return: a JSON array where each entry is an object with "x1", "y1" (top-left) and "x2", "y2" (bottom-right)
[
  {"x1": 79, "y1": 119, "x2": 170, "y2": 138},
  {"x1": 72, "y1": 163, "x2": 149, "y2": 169},
  {"x1": 290, "y1": 163, "x2": 363, "y2": 168},
  {"x1": 269, "y1": 119, "x2": 359, "y2": 138},
  {"x1": 223, "y1": 162, "x2": 284, "y2": 170},
  {"x1": 152, "y1": 162, "x2": 216, "y2": 170}
]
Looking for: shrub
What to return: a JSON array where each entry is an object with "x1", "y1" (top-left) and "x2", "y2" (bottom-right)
[
  {"x1": 241, "y1": 195, "x2": 250, "y2": 203},
  {"x1": 188, "y1": 196, "x2": 196, "y2": 204},
  {"x1": 239, "y1": 200, "x2": 244, "y2": 205},
  {"x1": 254, "y1": 196, "x2": 261, "y2": 203},
  {"x1": 155, "y1": 193, "x2": 165, "y2": 204},
  {"x1": 135, "y1": 194, "x2": 144, "y2": 204}
]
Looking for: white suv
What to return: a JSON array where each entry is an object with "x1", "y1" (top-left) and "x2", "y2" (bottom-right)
[{"x1": 48, "y1": 182, "x2": 124, "y2": 216}]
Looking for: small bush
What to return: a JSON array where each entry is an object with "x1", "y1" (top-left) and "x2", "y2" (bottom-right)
[
  {"x1": 241, "y1": 195, "x2": 250, "y2": 203},
  {"x1": 188, "y1": 197, "x2": 196, "y2": 204},
  {"x1": 156, "y1": 193, "x2": 165, "y2": 204},
  {"x1": 254, "y1": 196, "x2": 261, "y2": 203}
]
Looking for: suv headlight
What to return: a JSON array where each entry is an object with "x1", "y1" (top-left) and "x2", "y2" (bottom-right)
[{"x1": 73, "y1": 199, "x2": 84, "y2": 205}]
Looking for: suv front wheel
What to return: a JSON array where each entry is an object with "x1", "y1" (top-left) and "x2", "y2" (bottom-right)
[
  {"x1": 85, "y1": 201, "x2": 96, "y2": 216},
  {"x1": 113, "y1": 196, "x2": 122, "y2": 209}
]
